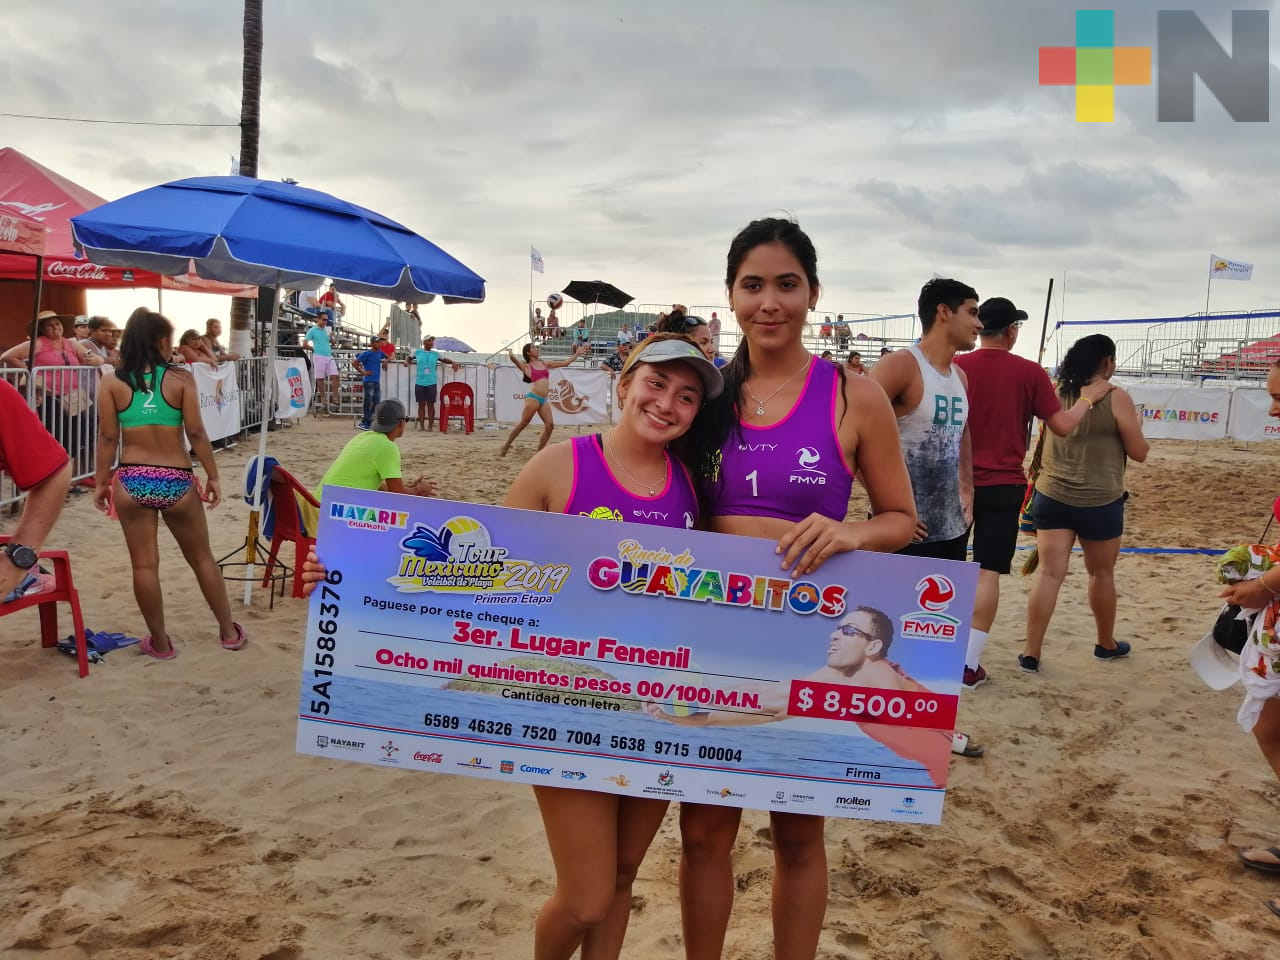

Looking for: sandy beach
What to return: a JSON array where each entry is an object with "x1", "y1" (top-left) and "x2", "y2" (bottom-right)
[{"x1": 3, "y1": 418, "x2": 1280, "y2": 960}]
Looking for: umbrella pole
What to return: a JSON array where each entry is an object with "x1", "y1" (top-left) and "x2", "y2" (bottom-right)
[{"x1": 242, "y1": 278, "x2": 282, "y2": 605}]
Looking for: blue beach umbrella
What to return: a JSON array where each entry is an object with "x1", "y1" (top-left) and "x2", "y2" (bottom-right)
[
  {"x1": 70, "y1": 175, "x2": 486, "y2": 601},
  {"x1": 70, "y1": 176, "x2": 484, "y2": 302}
]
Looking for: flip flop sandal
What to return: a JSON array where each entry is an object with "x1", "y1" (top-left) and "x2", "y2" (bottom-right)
[
  {"x1": 951, "y1": 732, "x2": 985, "y2": 758},
  {"x1": 1239, "y1": 847, "x2": 1280, "y2": 875},
  {"x1": 139, "y1": 635, "x2": 177, "y2": 660},
  {"x1": 221, "y1": 622, "x2": 248, "y2": 651}
]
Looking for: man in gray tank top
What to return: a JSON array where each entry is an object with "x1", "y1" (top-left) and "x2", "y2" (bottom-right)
[
  {"x1": 871, "y1": 279, "x2": 986, "y2": 760},
  {"x1": 870, "y1": 278, "x2": 981, "y2": 562}
]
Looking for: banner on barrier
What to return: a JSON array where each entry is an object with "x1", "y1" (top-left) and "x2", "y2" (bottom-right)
[
  {"x1": 191, "y1": 362, "x2": 242, "y2": 441},
  {"x1": 1226, "y1": 387, "x2": 1280, "y2": 442},
  {"x1": 1124, "y1": 384, "x2": 1229, "y2": 440},
  {"x1": 494, "y1": 367, "x2": 609, "y2": 424},
  {"x1": 274, "y1": 358, "x2": 313, "y2": 419}
]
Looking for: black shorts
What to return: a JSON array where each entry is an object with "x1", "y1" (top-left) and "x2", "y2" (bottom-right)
[
  {"x1": 415, "y1": 384, "x2": 438, "y2": 404},
  {"x1": 896, "y1": 529, "x2": 970, "y2": 562},
  {"x1": 1031, "y1": 490, "x2": 1127, "y2": 541},
  {"x1": 968, "y1": 484, "x2": 1026, "y2": 574}
]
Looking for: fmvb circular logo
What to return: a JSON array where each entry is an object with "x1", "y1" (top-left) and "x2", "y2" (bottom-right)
[
  {"x1": 901, "y1": 575, "x2": 960, "y2": 642},
  {"x1": 915, "y1": 575, "x2": 955, "y2": 612}
]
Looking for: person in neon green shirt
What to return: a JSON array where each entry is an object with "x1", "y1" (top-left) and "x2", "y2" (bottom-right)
[{"x1": 314, "y1": 400, "x2": 436, "y2": 503}]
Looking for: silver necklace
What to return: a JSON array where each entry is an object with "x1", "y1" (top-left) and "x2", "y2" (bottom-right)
[
  {"x1": 743, "y1": 356, "x2": 811, "y2": 416},
  {"x1": 604, "y1": 433, "x2": 666, "y2": 496}
]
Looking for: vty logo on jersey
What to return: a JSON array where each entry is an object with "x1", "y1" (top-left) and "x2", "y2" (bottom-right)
[
  {"x1": 900, "y1": 575, "x2": 960, "y2": 642},
  {"x1": 789, "y1": 446, "x2": 826, "y2": 486}
]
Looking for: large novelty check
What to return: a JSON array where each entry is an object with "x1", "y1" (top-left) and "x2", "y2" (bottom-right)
[{"x1": 295, "y1": 489, "x2": 976, "y2": 824}]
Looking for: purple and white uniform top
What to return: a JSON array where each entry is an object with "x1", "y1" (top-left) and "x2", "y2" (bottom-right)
[
  {"x1": 563, "y1": 434, "x2": 698, "y2": 529},
  {"x1": 707, "y1": 358, "x2": 854, "y2": 524}
]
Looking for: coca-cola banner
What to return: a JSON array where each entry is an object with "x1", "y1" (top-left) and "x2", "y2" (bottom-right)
[
  {"x1": 191, "y1": 362, "x2": 242, "y2": 441},
  {"x1": 45, "y1": 259, "x2": 113, "y2": 282},
  {"x1": 274, "y1": 357, "x2": 313, "y2": 420}
]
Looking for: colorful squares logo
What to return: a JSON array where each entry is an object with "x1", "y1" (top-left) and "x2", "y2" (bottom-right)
[
  {"x1": 1075, "y1": 9, "x2": 1114, "y2": 47},
  {"x1": 1039, "y1": 10, "x2": 1151, "y2": 122}
]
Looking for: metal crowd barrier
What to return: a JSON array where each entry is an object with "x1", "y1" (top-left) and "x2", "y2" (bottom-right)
[{"x1": 26, "y1": 363, "x2": 102, "y2": 485}]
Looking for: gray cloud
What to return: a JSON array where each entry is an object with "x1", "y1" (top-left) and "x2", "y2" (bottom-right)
[{"x1": 2, "y1": 0, "x2": 1277, "y2": 348}]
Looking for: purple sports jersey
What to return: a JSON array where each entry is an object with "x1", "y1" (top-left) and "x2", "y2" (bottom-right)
[
  {"x1": 564, "y1": 434, "x2": 698, "y2": 529},
  {"x1": 707, "y1": 358, "x2": 854, "y2": 524}
]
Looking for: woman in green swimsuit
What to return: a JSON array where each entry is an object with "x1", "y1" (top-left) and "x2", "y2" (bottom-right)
[{"x1": 93, "y1": 309, "x2": 246, "y2": 660}]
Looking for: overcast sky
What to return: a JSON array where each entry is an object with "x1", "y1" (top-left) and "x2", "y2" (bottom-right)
[{"x1": 4, "y1": 0, "x2": 1278, "y2": 358}]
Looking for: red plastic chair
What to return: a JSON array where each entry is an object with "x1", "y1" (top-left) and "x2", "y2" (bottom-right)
[
  {"x1": 0, "y1": 535, "x2": 89, "y2": 677},
  {"x1": 439, "y1": 382, "x2": 475, "y2": 434},
  {"x1": 260, "y1": 465, "x2": 320, "y2": 599}
]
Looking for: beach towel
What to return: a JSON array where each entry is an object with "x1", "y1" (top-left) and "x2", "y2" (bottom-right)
[{"x1": 244, "y1": 456, "x2": 282, "y2": 537}]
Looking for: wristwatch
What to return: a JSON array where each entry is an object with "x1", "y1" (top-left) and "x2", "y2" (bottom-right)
[{"x1": 1, "y1": 543, "x2": 38, "y2": 570}]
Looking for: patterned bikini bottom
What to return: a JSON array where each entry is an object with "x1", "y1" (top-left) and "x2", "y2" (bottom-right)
[{"x1": 115, "y1": 464, "x2": 195, "y2": 511}]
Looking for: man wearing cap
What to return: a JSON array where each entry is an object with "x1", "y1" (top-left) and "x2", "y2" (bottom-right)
[
  {"x1": 353, "y1": 337, "x2": 389, "y2": 431},
  {"x1": 412, "y1": 335, "x2": 461, "y2": 430},
  {"x1": 314, "y1": 399, "x2": 435, "y2": 503},
  {"x1": 954, "y1": 297, "x2": 1113, "y2": 688},
  {"x1": 79, "y1": 316, "x2": 119, "y2": 368}
]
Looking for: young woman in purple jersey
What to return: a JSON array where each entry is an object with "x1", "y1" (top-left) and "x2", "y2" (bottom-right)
[
  {"x1": 679, "y1": 219, "x2": 917, "y2": 960},
  {"x1": 304, "y1": 333, "x2": 723, "y2": 960},
  {"x1": 504, "y1": 332, "x2": 722, "y2": 960}
]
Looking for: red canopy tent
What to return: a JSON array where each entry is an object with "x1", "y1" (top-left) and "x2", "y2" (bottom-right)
[{"x1": 0, "y1": 147, "x2": 252, "y2": 295}]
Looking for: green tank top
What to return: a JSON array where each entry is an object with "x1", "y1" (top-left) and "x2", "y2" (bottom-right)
[{"x1": 119, "y1": 366, "x2": 184, "y2": 428}]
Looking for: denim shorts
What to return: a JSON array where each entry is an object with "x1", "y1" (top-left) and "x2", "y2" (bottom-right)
[{"x1": 1031, "y1": 490, "x2": 1127, "y2": 542}]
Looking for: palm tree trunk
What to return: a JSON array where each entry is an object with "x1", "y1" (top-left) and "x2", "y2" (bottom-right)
[{"x1": 228, "y1": 0, "x2": 263, "y2": 358}]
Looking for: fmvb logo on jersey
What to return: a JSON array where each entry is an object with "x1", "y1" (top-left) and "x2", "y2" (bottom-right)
[
  {"x1": 789, "y1": 446, "x2": 826, "y2": 486},
  {"x1": 900, "y1": 575, "x2": 960, "y2": 642},
  {"x1": 1039, "y1": 9, "x2": 1269, "y2": 122}
]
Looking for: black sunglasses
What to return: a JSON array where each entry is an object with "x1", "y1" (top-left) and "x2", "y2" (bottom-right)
[
  {"x1": 682, "y1": 315, "x2": 708, "y2": 329},
  {"x1": 835, "y1": 623, "x2": 877, "y2": 642}
]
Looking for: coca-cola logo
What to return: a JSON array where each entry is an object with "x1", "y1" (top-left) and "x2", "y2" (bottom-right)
[
  {"x1": 0, "y1": 216, "x2": 19, "y2": 243},
  {"x1": 47, "y1": 261, "x2": 110, "y2": 281}
]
